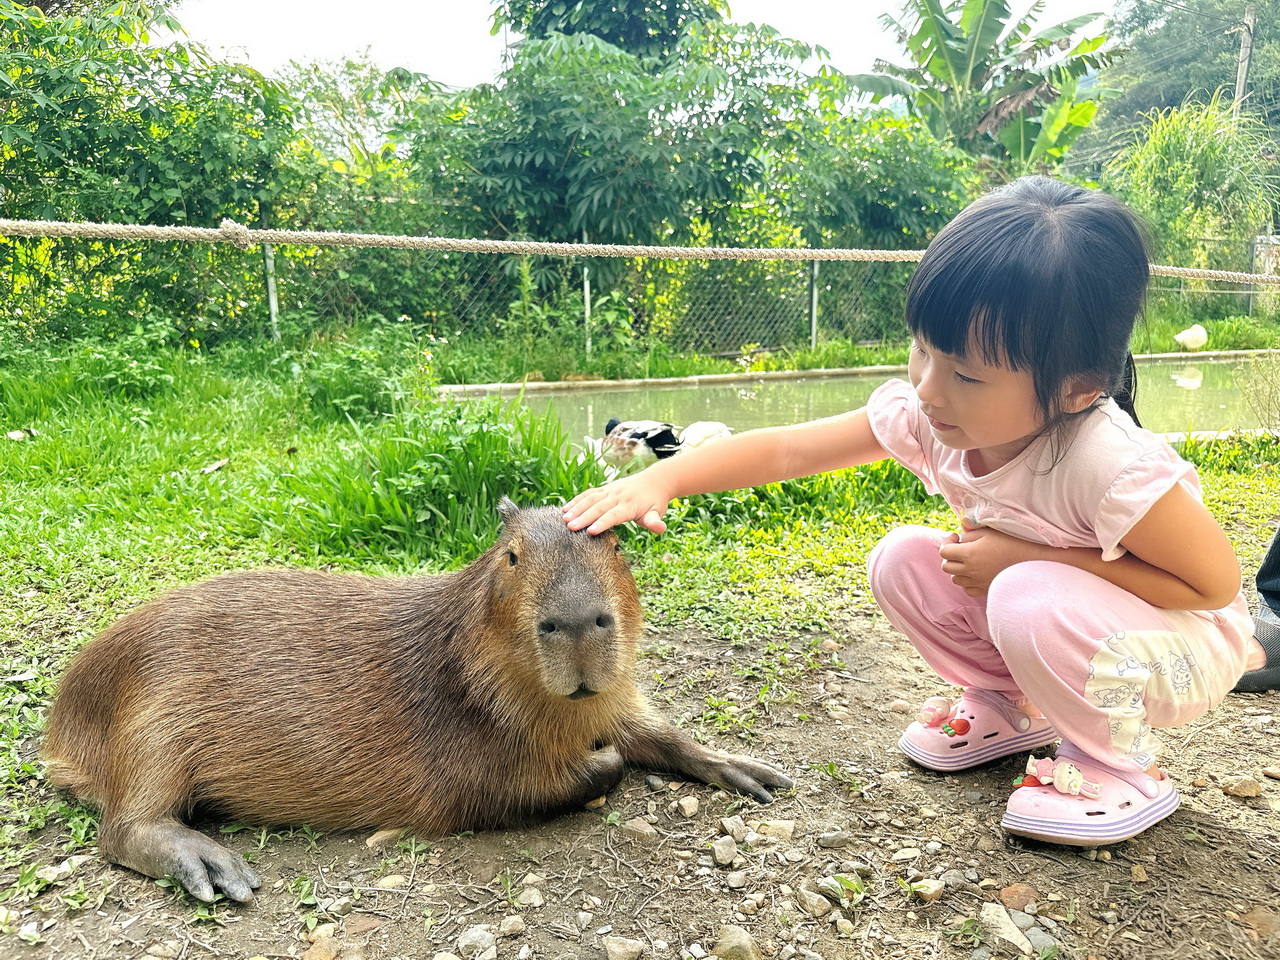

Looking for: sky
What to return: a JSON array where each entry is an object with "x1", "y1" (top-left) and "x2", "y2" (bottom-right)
[{"x1": 167, "y1": 0, "x2": 1118, "y2": 90}]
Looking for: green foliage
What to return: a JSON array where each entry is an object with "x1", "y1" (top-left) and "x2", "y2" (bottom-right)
[
  {"x1": 493, "y1": 0, "x2": 728, "y2": 62},
  {"x1": 850, "y1": 0, "x2": 1110, "y2": 168},
  {"x1": 0, "y1": 0, "x2": 325, "y2": 343},
  {"x1": 1078, "y1": 0, "x2": 1280, "y2": 173},
  {"x1": 257, "y1": 397, "x2": 605, "y2": 566},
  {"x1": 1103, "y1": 97, "x2": 1278, "y2": 270}
]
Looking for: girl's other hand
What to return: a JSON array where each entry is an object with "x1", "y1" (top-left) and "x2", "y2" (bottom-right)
[
  {"x1": 938, "y1": 520, "x2": 1047, "y2": 596},
  {"x1": 563, "y1": 474, "x2": 671, "y2": 535}
]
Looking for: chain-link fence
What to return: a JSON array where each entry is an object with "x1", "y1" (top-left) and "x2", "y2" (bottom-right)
[{"x1": 1, "y1": 223, "x2": 1278, "y2": 361}]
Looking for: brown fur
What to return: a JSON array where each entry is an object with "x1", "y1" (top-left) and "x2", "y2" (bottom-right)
[{"x1": 42, "y1": 499, "x2": 790, "y2": 901}]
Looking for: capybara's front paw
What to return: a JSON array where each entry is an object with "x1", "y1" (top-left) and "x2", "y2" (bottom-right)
[
  {"x1": 705, "y1": 753, "x2": 794, "y2": 804},
  {"x1": 110, "y1": 822, "x2": 262, "y2": 903},
  {"x1": 584, "y1": 743, "x2": 626, "y2": 795},
  {"x1": 170, "y1": 836, "x2": 261, "y2": 903}
]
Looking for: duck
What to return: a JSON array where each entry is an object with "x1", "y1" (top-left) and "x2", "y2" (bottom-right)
[
  {"x1": 598, "y1": 418, "x2": 733, "y2": 468},
  {"x1": 600, "y1": 419, "x2": 682, "y2": 467},
  {"x1": 1173, "y1": 323, "x2": 1208, "y2": 351}
]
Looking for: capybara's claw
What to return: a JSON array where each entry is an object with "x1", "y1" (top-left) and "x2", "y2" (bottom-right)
[
  {"x1": 167, "y1": 836, "x2": 260, "y2": 903},
  {"x1": 712, "y1": 755, "x2": 793, "y2": 804}
]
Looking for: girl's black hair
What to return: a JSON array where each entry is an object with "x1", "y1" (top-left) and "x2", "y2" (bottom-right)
[{"x1": 906, "y1": 176, "x2": 1149, "y2": 429}]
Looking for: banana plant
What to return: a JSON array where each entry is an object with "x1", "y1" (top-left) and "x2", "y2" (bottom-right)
[{"x1": 848, "y1": 0, "x2": 1109, "y2": 168}]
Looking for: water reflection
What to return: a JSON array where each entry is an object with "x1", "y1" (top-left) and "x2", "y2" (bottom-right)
[{"x1": 527, "y1": 358, "x2": 1259, "y2": 441}]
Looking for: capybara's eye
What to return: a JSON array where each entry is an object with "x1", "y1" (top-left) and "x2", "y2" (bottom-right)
[
  {"x1": 614, "y1": 543, "x2": 622, "y2": 553},
  {"x1": 507, "y1": 551, "x2": 518, "y2": 566}
]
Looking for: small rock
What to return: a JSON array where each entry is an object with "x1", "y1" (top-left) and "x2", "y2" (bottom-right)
[
  {"x1": 822, "y1": 638, "x2": 842, "y2": 651},
  {"x1": 1131, "y1": 864, "x2": 1150, "y2": 884},
  {"x1": 998, "y1": 882, "x2": 1041, "y2": 912},
  {"x1": 923, "y1": 841, "x2": 943, "y2": 855},
  {"x1": 711, "y1": 924, "x2": 763, "y2": 960},
  {"x1": 145, "y1": 943, "x2": 182, "y2": 960},
  {"x1": 1223, "y1": 775, "x2": 1263, "y2": 797},
  {"x1": 834, "y1": 918, "x2": 854, "y2": 935},
  {"x1": 373, "y1": 874, "x2": 407, "y2": 890},
  {"x1": 713, "y1": 836, "x2": 738, "y2": 866},
  {"x1": 1008, "y1": 910, "x2": 1036, "y2": 931},
  {"x1": 645, "y1": 775, "x2": 666, "y2": 791},
  {"x1": 344, "y1": 915, "x2": 382, "y2": 936},
  {"x1": 918, "y1": 807, "x2": 939, "y2": 820},
  {"x1": 302, "y1": 940, "x2": 340, "y2": 960},
  {"x1": 433, "y1": 954, "x2": 463, "y2": 960},
  {"x1": 816, "y1": 831, "x2": 850, "y2": 849},
  {"x1": 457, "y1": 925, "x2": 497, "y2": 958},
  {"x1": 757, "y1": 820, "x2": 796, "y2": 841},
  {"x1": 603, "y1": 936, "x2": 645, "y2": 960},
  {"x1": 577, "y1": 911, "x2": 594, "y2": 930},
  {"x1": 796, "y1": 888, "x2": 832, "y2": 918},
  {"x1": 499, "y1": 915, "x2": 526, "y2": 937},
  {"x1": 519, "y1": 871, "x2": 546, "y2": 887},
  {"x1": 940, "y1": 869, "x2": 970, "y2": 890},
  {"x1": 621, "y1": 817, "x2": 660, "y2": 842},
  {"x1": 891, "y1": 847, "x2": 921, "y2": 861},
  {"x1": 515, "y1": 887, "x2": 544, "y2": 908},
  {"x1": 1098, "y1": 850, "x2": 1112, "y2": 862},
  {"x1": 963, "y1": 790, "x2": 984, "y2": 803},
  {"x1": 888, "y1": 699, "x2": 913, "y2": 713},
  {"x1": 978, "y1": 903, "x2": 1032, "y2": 955},
  {"x1": 308, "y1": 923, "x2": 338, "y2": 942},
  {"x1": 1024, "y1": 927, "x2": 1059, "y2": 954},
  {"x1": 912, "y1": 879, "x2": 946, "y2": 902},
  {"x1": 1099, "y1": 910, "x2": 1120, "y2": 924},
  {"x1": 726, "y1": 871, "x2": 748, "y2": 889},
  {"x1": 325, "y1": 897, "x2": 355, "y2": 917},
  {"x1": 364, "y1": 827, "x2": 403, "y2": 848},
  {"x1": 721, "y1": 815, "x2": 748, "y2": 842},
  {"x1": 677, "y1": 796, "x2": 700, "y2": 818}
]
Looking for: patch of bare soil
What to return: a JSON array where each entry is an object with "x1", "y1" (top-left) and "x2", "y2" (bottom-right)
[{"x1": 6, "y1": 614, "x2": 1280, "y2": 960}]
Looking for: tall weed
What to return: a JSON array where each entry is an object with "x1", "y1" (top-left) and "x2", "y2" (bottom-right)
[{"x1": 255, "y1": 398, "x2": 605, "y2": 566}]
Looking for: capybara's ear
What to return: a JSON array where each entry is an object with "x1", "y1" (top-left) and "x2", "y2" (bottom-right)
[{"x1": 497, "y1": 496, "x2": 520, "y2": 523}]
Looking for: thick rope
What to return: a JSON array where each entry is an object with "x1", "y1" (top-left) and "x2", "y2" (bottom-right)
[{"x1": 1, "y1": 217, "x2": 1278, "y2": 284}]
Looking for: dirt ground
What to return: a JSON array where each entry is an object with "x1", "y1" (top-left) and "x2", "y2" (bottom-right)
[{"x1": 5, "y1": 610, "x2": 1280, "y2": 960}]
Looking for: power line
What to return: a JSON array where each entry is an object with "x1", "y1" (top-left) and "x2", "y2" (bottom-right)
[{"x1": 1132, "y1": 0, "x2": 1244, "y2": 26}]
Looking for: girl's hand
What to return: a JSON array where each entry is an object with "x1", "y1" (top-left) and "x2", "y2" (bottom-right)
[
  {"x1": 938, "y1": 520, "x2": 1047, "y2": 596},
  {"x1": 563, "y1": 473, "x2": 672, "y2": 535}
]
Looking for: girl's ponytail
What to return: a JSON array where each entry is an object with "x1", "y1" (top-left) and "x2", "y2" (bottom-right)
[{"x1": 1112, "y1": 353, "x2": 1141, "y2": 428}]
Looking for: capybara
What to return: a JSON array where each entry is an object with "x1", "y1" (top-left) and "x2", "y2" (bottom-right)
[{"x1": 42, "y1": 498, "x2": 791, "y2": 902}]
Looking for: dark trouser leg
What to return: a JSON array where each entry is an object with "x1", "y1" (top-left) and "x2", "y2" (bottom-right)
[{"x1": 1234, "y1": 524, "x2": 1280, "y2": 693}]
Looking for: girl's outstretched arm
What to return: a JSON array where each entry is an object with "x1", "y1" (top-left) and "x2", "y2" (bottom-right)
[{"x1": 564, "y1": 407, "x2": 889, "y2": 535}]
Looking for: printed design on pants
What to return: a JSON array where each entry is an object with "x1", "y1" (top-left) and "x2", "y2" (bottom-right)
[{"x1": 1085, "y1": 630, "x2": 1207, "y2": 765}]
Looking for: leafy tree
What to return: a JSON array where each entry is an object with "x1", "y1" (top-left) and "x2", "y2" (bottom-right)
[
  {"x1": 492, "y1": 0, "x2": 727, "y2": 62},
  {"x1": 0, "y1": 0, "x2": 313, "y2": 341},
  {"x1": 1102, "y1": 96, "x2": 1276, "y2": 270},
  {"x1": 1071, "y1": 0, "x2": 1280, "y2": 176},
  {"x1": 850, "y1": 0, "x2": 1109, "y2": 169},
  {"x1": 409, "y1": 25, "x2": 842, "y2": 249}
]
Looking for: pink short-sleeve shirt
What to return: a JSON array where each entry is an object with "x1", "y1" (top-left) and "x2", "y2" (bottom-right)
[
  {"x1": 865, "y1": 377, "x2": 1258, "y2": 665},
  {"x1": 866, "y1": 378, "x2": 1199, "y2": 560}
]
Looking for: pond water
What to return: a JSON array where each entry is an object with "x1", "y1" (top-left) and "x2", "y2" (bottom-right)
[{"x1": 526, "y1": 357, "x2": 1261, "y2": 442}]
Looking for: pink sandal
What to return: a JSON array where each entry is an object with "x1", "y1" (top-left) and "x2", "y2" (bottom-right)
[
  {"x1": 1001, "y1": 741, "x2": 1180, "y2": 845},
  {"x1": 897, "y1": 688, "x2": 1058, "y2": 772}
]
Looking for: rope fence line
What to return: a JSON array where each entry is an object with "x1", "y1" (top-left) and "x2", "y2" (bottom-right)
[{"x1": 2, "y1": 217, "x2": 1278, "y2": 286}]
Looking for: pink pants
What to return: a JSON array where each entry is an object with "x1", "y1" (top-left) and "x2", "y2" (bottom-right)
[{"x1": 868, "y1": 525, "x2": 1250, "y2": 786}]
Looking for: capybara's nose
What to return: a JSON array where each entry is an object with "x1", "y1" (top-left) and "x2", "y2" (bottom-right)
[{"x1": 538, "y1": 610, "x2": 615, "y2": 643}]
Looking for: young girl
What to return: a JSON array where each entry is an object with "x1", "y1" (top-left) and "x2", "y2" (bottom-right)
[{"x1": 563, "y1": 176, "x2": 1263, "y2": 846}]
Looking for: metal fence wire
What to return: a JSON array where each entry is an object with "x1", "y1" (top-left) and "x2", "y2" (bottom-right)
[{"x1": 1, "y1": 222, "x2": 1277, "y2": 358}]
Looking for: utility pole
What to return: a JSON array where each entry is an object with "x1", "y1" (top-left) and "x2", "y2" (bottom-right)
[{"x1": 1232, "y1": 2, "x2": 1257, "y2": 119}]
